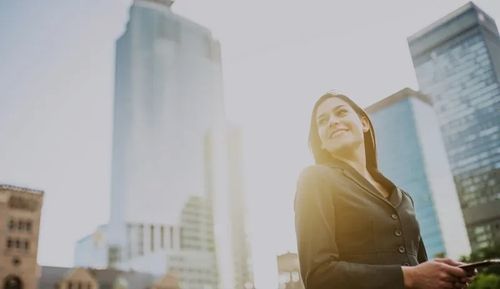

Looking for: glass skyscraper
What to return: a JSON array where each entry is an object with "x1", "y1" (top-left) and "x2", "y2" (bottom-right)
[
  {"x1": 109, "y1": 0, "x2": 225, "y2": 239},
  {"x1": 408, "y1": 3, "x2": 500, "y2": 250},
  {"x1": 76, "y1": 1, "x2": 254, "y2": 288},
  {"x1": 366, "y1": 88, "x2": 470, "y2": 258}
]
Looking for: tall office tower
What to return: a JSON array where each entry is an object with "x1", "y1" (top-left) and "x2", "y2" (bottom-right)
[
  {"x1": 109, "y1": 0, "x2": 224, "y2": 248},
  {"x1": 0, "y1": 184, "x2": 44, "y2": 289},
  {"x1": 106, "y1": 0, "x2": 229, "y2": 287},
  {"x1": 203, "y1": 128, "x2": 255, "y2": 289},
  {"x1": 366, "y1": 88, "x2": 470, "y2": 258},
  {"x1": 227, "y1": 128, "x2": 254, "y2": 289},
  {"x1": 408, "y1": 3, "x2": 500, "y2": 250}
]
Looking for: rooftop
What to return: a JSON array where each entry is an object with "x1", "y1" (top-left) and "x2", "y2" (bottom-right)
[
  {"x1": 0, "y1": 184, "x2": 44, "y2": 195},
  {"x1": 365, "y1": 88, "x2": 431, "y2": 114}
]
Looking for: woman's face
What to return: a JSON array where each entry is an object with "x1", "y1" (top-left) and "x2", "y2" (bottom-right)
[{"x1": 315, "y1": 97, "x2": 370, "y2": 156}]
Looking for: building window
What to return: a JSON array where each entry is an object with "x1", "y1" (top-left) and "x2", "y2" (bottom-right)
[
  {"x1": 3, "y1": 275, "x2": 23, "y2": 289},
  {"x1": 127, "y1": 224, "x2": 132, "y2": 259},
  {"x1": 15, "y1": 239, "x2": 20, "y2": 249},
  {"x1": 170, "y1": 226, "x2": 174, "y2": 249},
  {"x1": 18, "y1": 220, "x2": 24, "y2": 231},
  {"x1": 180, "y1": 227, "x2": 184, "y2": 250},
  {"x1": 78, "y1": 282, "x2": 82, "y2": 289},
  {"x1": 150, "y1": 225, "x2": 155, "y2": 252},
  {"x1": 68, "y1": 282, "x2": 73, "y2": 289},
  {"x1": 26, "y1": 221, "x2": 32, "y2": 232},
  {"x1": 161, "y1": 225, "x2": 165, "y2": 249},
  {"x1": 8, "y1": 219, "x2": 15, "y2": 231},
  {"x1": 24, "y1": 240, "x2": 29, "y2": 251},
  {"x1": 7, "y1": 238, "x2": 13, "y2": 249},
  {"x1": 138, "y1": 224, "x2": 144, "y2": 256}
]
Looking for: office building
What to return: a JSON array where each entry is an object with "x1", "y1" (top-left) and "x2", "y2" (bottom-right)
[
  {"x1": 76, "y1": 1, "x2": 254, "y2": 287},
  {"x1": 76, "y1": 196, "x2": 218, "y2": 289},
  {"x1": 408, "y1": 3, "x2": 500, "y2": 250},
  {"x1": 366, "y1": 88, "x2": 470, "y2": 258},
  {"x1": 108, "y1": 0, "x2": 227, "y2": 286},
  {"x1": 109, "y1": 0, "x2": 225, "y2": 252},
  {"x1": 227, "y1": 128, "x2": 254, "y2": 289}
]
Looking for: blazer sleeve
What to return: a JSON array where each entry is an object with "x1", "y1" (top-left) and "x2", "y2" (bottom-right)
[
  {"x1": 403, "y1": 189, "x2": 428, "y2": 264},
  {"x1": 294, "y1": 166, "x2": 405, "y2": 289},
  {"x1": 417, "y1": 236, "x2": 428, "y2": 263}
]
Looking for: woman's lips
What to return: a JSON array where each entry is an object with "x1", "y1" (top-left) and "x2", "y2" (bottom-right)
[{"x1": 329, "y1": 129, "x2": 348, "y2": 138}]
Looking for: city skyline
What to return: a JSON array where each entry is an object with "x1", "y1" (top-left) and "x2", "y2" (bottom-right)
[{"x1": 1, "y1": 1, "x2": 499, "y2": 288}]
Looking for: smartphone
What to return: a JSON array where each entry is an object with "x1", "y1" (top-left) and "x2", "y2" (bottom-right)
[{"x1": 459, "y1": 259, "x2": 500, "y2": 271}]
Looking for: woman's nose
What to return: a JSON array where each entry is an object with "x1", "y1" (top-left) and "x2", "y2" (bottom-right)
[{"x1": 328, "y1": 116, "x2": 339, "y2": 127}]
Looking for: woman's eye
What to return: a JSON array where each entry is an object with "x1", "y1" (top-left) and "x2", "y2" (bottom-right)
[
  {"x1": 318, "y1": 118, "x2": 327, "y2": 125},
  {"x1": 337, "y1": 109, "x2": 348, "y2": 116}
]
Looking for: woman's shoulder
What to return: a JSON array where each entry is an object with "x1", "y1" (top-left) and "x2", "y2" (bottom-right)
[
  {"x1": 298, "y1": 164, "x2": 343, "y2": 180},
  {"x1": 295, "y1": 165, "x2": 348, "y2": 204},
  {"x1": 398, "y1": 187, "x2": 416, "y2": 207},
  {"x1": 297, "y1": 164, "x2": 345, "y2": 189}
]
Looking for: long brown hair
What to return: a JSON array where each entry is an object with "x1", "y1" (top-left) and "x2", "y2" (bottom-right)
[{"x1": 308, "y1": 91, "x2": 379, "y2": 172}]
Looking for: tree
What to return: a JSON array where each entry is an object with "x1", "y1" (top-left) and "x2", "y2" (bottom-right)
[
  {"x1": 460, "y1": 245, "x2": 500, "y2": 275},
  {"x1": 459, "y1": 245, "x2": 500, "y2": 288},
  {"x1": 468, "y1": 274, "x2": 500, "y2": 289}
]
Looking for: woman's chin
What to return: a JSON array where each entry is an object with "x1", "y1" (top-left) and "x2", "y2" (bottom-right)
[{"x1": 326, "y1": 145, "x2": 352, "y2": 157}]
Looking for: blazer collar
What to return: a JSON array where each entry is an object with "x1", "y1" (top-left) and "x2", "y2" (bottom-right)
[{"x1": 324, "y1": 158, "x2": 403, "y2": 208}]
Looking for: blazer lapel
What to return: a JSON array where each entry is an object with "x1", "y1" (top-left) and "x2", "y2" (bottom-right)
[
  {"x1": 325, "y1": 159, "x2": 397, "y2": 208},
  {"x1": 341, "y1": 168, "x2": 395, "y2": 208}
]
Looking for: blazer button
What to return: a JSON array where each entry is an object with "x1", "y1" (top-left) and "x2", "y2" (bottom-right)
[
  {"x1": 391, "y1": 214, "x2": 398, "y2": 220},
  {"x1": 398, "y1": 246, "x2": 406, "y2": 254},
  {"x1": 394, "y1": 229, "x2": 402, "y2": 237}
]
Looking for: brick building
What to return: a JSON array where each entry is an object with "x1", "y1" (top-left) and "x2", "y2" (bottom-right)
[{"x1": 0, "y1": 184, "x2": 44, "y2": 289}]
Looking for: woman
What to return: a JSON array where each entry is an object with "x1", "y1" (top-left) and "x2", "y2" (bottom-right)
[{"x1": 294, "y1": 91, "x2": 472, "y2": 289}]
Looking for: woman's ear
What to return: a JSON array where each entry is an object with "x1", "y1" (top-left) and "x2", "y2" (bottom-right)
[{"x1": 361, "y1": 116, "x2": 370, "y2": 133}]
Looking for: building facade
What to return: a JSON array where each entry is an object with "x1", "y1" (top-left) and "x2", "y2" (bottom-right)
[
  {"x1": 74, "y1": 225, "x2": 109, "y2": 269},
  {"x1": 107, "y1": 0, "x2": 229, "y2": 287},
  {"x1": 76, "y1": 196, "x2": 218, "y2": 289},
  {"x1": 0, "y1": 184, "x2": 44, "y2": 289},
  {"x1": 56, "y1": 268, "x2": 99, "y2": 289},
  {"x1": 408, "y1": 3, "x2": 500, "y2": 250},
  {"x1": 366, "y1": 88, "x2": 470, "y2": 258},
  {"x1": 109, "y1": 0, "x2": 225, "y2": 250}
]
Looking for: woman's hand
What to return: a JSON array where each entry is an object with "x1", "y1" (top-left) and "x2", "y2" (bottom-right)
[
  {"x1": 402, "y1": 258, "x2": 469, "y2": 289},
  {"x1": 435, "y1": 259, "x2": 477, "y2": 287}
]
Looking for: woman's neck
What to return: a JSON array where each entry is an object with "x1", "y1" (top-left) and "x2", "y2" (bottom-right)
[
  {"x1": 333, "y1": 145, "x2": 370, "y2": 179},
  {"x1": 331, "y1": 145, "x2": 390, "y2": 198}
]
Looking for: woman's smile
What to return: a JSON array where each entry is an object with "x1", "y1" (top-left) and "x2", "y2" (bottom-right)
[{"x1": 329, "y1": 128, "x2": 349, "y2": 138}]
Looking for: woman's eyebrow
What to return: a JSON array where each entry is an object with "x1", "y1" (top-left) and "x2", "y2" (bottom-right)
[
  {"x1": 332, "y1": 104, "x2": 347, "y2": 111},
  {"x1": 316, "y1": 105, "x2": 347, "y2": 120}
]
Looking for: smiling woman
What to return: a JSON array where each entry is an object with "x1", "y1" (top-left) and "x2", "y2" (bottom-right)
[{"x1": 294, "y1": 91, "x2": 474, "y2": 289}]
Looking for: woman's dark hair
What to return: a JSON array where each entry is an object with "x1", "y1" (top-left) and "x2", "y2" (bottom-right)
[{"x1": 308, "y1": 91, "x2": 379, "y2": 171}]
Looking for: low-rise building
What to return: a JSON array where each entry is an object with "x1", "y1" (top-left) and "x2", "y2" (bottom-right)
[{"x1": 0, "y1": 184, "x2": 44, "y2": 289}]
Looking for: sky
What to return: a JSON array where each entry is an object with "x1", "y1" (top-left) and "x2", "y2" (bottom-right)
[{"x1": 0, "y1": 0, "x2": 499, "y2": 288}]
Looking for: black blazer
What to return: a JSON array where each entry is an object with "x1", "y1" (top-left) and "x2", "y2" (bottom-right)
[{"x1": 294, "y1": 161, "x2": 428, "y2": 289}]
